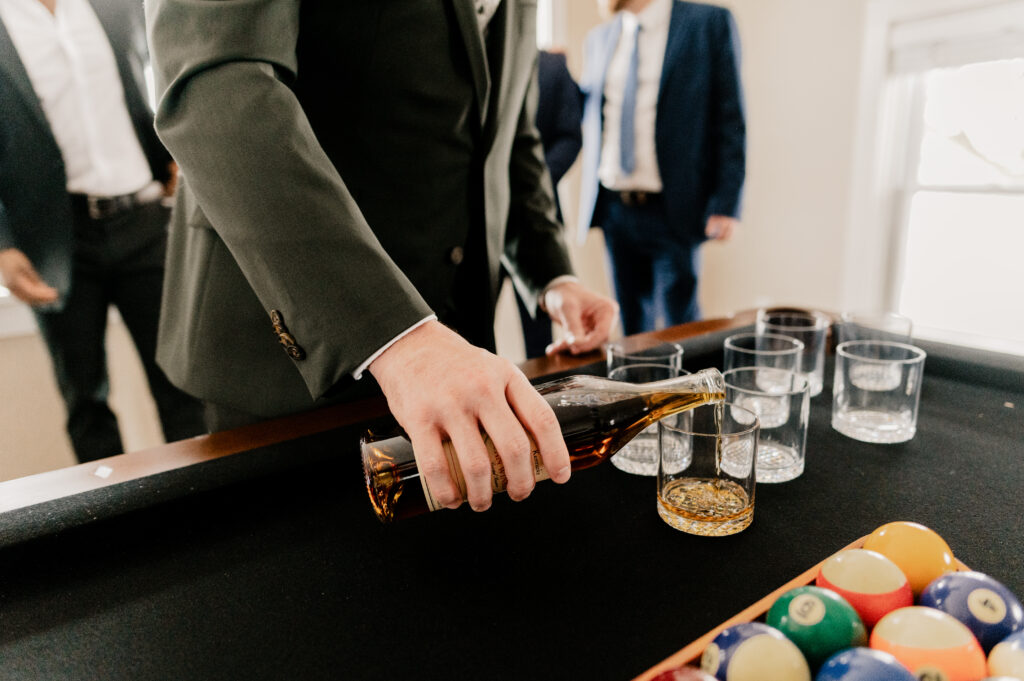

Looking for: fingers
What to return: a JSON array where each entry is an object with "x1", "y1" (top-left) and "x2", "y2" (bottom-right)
[
  {"x1": 568, "y1": 301, "x2": 619, "y2": 354},
  {"x1": 369, "y1": 322, "x2": 558, "y2": 513},
  {"x1": 507, "y1": 372, "x2": 570, "y2": 484},
  {"x1": 406, "y1": 425, "x2": 465, "y2": 511},
  {"x1": 5, "y1": 266, "x2": 58, "y2": 305},
  {"x1": 447, "y1": 421, "x2": 497, "y2": 512}
]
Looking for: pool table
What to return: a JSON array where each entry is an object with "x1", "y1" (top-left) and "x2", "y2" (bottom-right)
[{"x1": 1, "y1": 311, "x2": 1022, "y2": 680}]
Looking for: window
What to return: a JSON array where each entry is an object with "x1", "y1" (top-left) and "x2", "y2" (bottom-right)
[
  {"x1": 895, "y1": 59, "x2": 1024, "y2": 353},
  {"x1": 852, "y1": 0, "x2": 1024, "y2": 355}
]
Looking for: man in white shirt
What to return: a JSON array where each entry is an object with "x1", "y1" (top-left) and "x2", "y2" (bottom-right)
[
  {"x1": 0, "y1": 0, "x2": 203, "y2": 461},
  {"x1": 578, "y1": 0, "x2": 746, "y2": 334}
]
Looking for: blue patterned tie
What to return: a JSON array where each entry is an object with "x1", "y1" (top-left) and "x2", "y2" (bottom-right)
[{"x1": 619, "y1": 21, "x2": 641, "y2": 176}]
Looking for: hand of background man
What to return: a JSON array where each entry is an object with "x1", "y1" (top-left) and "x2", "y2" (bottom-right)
[
  {"x1": 369, "y1": 320, "x2": 572, "y2": 512},
  {"x1": 705, "y1": 215, "x2": 738, "y2": 241},
  {"x1": 542, "y1": 280, "x2": 618, "y2": 356},
  {"x1": 0, "y1": 248, "x2": 59, "y2": 306}
]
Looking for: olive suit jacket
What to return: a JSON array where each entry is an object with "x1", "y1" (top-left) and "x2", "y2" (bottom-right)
[{"x1": 147, "y1": 0, "x2": 573, "y2": 417}]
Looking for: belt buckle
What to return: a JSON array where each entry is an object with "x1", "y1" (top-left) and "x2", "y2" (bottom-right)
[
  {"x1": 621, "y1": 191, "x2": 648, "y2": 207},
  {"x1": 87, "y1": 196, "x2": 111, "y2": 220},
  {"x1": 86, "y1": 194, "x2": 133, "y2": 220}
]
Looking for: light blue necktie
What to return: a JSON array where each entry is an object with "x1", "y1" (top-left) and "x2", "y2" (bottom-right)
[{"x1": 619, "y1": 21, "x2": 641, "y2": 176}]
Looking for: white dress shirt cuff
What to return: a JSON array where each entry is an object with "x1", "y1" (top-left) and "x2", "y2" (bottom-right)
[
  {"x1": 352, "y1": 314, "x2": 437, "y2": 380},
  {"x1": 538, "y1": 275, "x2": 581, "y2": 313}
]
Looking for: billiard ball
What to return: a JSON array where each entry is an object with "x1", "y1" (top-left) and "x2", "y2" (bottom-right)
[
  {"x1": 815, "y1": 647, "x2": 918, "y2": 681},
  {"x1": 920, "y1": 571, "x2": 1024, "y2": 652},
  {"x1": 816, "y1": 548, "x2": 914, "y2": 628},
  {"x1": 870, "y1": 606, "x2": 987, "y2": 681},
  {"x1": 701, "y1": 622, "x2": 811, "y2": 681},
  {"x1": 651, "y1": 667, "x2": 718, "y2": 681},
  {"x1": 863, "y1": 521, "x2": 957, "y2": 595},
  {"x1": 988, "y1": 630, "x2": 1024, "y2": 678},
  {"x1": 766, "y1": 586, "x2": 867, "y2": 668}
]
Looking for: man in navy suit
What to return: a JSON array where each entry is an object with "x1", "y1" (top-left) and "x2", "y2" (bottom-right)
[
  {"x1": 510, "y1": 48, "x2": 584, "y2": 358},
  {"x1": 0, "y1": 0, "x2": 203, "y2": 461},
  {"x1": 578, "y1": 0, "x2": 746, "y2": 335}
]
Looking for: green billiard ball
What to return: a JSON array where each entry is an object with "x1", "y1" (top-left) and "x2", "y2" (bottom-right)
[{"x1": 766, "y1": 585, "x2": 867, "y2": 668}]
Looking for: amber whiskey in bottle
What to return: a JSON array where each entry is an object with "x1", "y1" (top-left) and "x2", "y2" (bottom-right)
[{"x1": 361, "y1": 368, "x2": 725, "y2": 522}]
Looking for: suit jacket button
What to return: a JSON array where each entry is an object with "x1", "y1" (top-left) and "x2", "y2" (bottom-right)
[{"x1": 448, "y1": 246, "x2": 464, "y2": 265}]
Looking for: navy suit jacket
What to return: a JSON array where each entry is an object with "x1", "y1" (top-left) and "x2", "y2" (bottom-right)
[
  {"x1": 0, "y1": 0, "x2": 170, "y2": 310},
  {"x1": 536, "y1": 50, "x2": 582, "y2": 220},
  {"x1": 577, "y1": 0, "x2": 746, "y2": 246}
]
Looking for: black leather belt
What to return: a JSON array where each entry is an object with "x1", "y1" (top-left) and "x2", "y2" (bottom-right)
[
  {"x1": 616, "y1": 190, "x2": 661, "y2": 207},
  {"x1": 70, "y1": 184, "x2": 162, "y2": 220}
]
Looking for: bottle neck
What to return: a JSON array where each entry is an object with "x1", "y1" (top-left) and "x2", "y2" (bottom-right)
[{"x1": 643, "y1": 367, "x2": 724, "y2": 396}]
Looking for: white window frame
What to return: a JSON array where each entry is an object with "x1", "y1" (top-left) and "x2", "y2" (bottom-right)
[{"x1": 843, "y1": 0, "x2": 1024, "y2": 317}]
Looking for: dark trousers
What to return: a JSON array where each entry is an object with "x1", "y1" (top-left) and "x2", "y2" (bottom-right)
[
  {"x1": 33, "y1": 199, "x2": 205, "y2": 463},
  {"x1": 498, "y1": 268, "x2": 553, "y2": 359},
  {"x1": 599, "y1": 189, "x2": 701, "y2": 336}
]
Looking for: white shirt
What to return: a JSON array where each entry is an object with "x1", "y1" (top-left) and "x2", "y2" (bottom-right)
[
  {"x1": 598, "y1": 0, "x2": 672, "y2": 192},
  {"x1": 474, "y1": 0, "x2": 502, "y2": 32},
  {"x1": 0, "y1": 0, "x2": 153, "y2": 196}
]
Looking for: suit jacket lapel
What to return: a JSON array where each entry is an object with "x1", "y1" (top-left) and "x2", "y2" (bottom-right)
[
  {"x1": 482, "y1": 0, "x2": 512, "y2": 145},
  {"x1": 0, "y1": 17, "x2": 52, "y2": 138},
  {"x1": 451, "y1": 0, "x2": 491, "y2": 129},
  {"x1": 659, "y1": 0, "x2": 692, "y2": 94}
]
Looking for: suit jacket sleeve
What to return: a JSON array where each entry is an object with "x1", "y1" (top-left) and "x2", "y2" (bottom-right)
[
  {"x1": 503, "y1": 64, "x2": 575, "y2": 316},
  {"x1": 705, "y1": 9, "x2": 746, "y2": 219},
  {"x1": 538, "y1": 53, "x2": 582, "y2": 185},
  {"x1": 147, "y1": 0, "x2": 433, "y2": 400},
  {"x1": 0, "y1": 198, "x2": 11, "y2": 250}
]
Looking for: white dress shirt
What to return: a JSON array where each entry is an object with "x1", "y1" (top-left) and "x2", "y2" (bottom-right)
[
  {"x1": 598, "y1": 0, "x2": 672, "y2": 193},
  {"x1": 473, "y1": 0, "x2": 502, "y2": 32},
  {"x1": 0, "y1": 0, "x2": 153, "y2": 197}
]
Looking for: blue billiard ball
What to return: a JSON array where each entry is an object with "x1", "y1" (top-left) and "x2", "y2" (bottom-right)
[
  {"x1": 920, "y1": 571, "x2": 1024, "y2": 652},
  {"x1": 701, "y1": 622, "x2": 811, "y2": 681},
  {"x1": 815, "y1": 647, "x2": 917, "y2": 681}
]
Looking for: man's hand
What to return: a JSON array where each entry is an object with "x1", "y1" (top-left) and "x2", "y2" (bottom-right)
[
  {"x1": 542, "y1": 280, "x2": 618, "y2": 356},
  {"x1": 0, "y1": 248, "x2": 58, "y2": 305},
  {"x1": 705, "y1": 215, "x2": 738, "y2": 241},
  {"x1": 369, "y1": 320, "x2": 571, "y2": 512},
  {"x1": 163, "y1": 161, "x2": 179, "y2": 197}
]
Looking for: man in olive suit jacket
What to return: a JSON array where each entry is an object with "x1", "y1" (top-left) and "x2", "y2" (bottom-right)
[{"x1": 147, "y1": 0, "x2": 617, "y2": 513}]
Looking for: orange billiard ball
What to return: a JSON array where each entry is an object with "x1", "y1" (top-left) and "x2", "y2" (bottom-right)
[{"x1": 863, "y1": 521, "x2": 956, "y2": 595}]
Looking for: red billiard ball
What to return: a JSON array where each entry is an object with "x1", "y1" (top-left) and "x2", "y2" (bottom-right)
[
  {"x1": 815, "y1": 548, "x2": 913, "y2": 628},
  {"x1": 870, "y1": 606, "x2": 987, "y2": 681},
  {"x1": 920, "y1": 571, "x2": 1024, "y2": 653}
]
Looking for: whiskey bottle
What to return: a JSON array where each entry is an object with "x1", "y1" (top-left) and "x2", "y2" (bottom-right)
[{"x1": 361, "y1": 367, "x2": 725, "y2": 522}]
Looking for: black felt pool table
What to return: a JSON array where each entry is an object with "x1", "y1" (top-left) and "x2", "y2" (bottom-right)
[{"x1": 2, "y1": 312, "x2": 1022, "y2": 681}]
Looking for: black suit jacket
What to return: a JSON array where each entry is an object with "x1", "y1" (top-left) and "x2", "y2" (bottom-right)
[
  {"x1": 148, "y1": 0, "x2": 575, "y2": 416},
  {"x1": 0, "y1": 0, "x2": 170, "y2": 309}
]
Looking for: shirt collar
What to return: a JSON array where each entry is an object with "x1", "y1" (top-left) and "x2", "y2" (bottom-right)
[{"x1": 622, "y1": 0, "x2": 672, "y2": 32}]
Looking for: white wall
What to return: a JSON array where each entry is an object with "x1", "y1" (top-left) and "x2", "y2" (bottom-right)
[{"x1": 697, "y1": 0, "x2": 870, "y2": 318}]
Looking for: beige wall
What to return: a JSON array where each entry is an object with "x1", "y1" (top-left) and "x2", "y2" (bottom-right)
[{"x1": 700, "y1": 0, "x2": 868, "y2": 318}]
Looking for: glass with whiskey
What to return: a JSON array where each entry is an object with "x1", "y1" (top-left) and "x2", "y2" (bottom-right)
[{"x1": 657, "y1": 402, "x2": 758, "y2": 536}]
